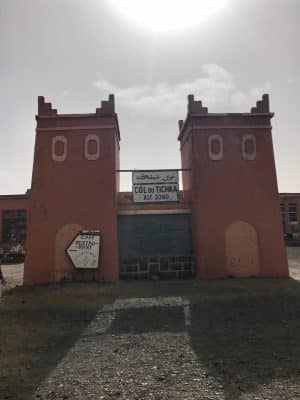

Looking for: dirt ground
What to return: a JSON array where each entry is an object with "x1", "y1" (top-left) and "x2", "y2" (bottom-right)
[
  {"x1": 285, "y1": 246, "x2": 300, "y2": 280},
  {"x1": 1, "y1": 264, "x2": 23, "y2": 289},
  {"x1": 1, "y1": 248, "x2": 300, "y2": 399}
]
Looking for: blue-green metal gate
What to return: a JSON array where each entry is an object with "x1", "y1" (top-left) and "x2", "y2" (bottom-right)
[{"x1": 118, "y1": 213, "x2": 194, "y2": 278}]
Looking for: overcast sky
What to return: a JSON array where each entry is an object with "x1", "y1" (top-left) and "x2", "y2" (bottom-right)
[{"x1": 0, "y1": 0, "x2": 299, "y2": 193}]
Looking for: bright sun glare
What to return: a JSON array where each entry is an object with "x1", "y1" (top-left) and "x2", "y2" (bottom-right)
[{"x1": 109, "y1": 0, "x2": 227, "y2": 33}]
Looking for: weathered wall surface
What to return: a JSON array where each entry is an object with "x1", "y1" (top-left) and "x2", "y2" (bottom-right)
[
  {"x1": 178, "y1": 94, "x2": 289, "y2": 278},
  {"x1": 24, "y1": 96, "x2": 120, "y2": 284}
]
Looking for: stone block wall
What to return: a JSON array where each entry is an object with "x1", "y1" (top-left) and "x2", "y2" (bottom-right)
[{"x1": 120, "y1": 256, "x2": 195, "y2": 279}]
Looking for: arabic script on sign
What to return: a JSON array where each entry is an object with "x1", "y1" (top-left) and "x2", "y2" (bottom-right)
[{"x1": 132, "y1": 170, "x2": 178, "y2": 185}]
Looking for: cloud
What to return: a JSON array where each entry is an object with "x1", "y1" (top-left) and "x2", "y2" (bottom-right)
[
  {"x1": 60, "y1": 89, "x2": 70, "y2": 97},
  {"x1": 249, "y1": 81, "x2": 272, "y2": 98},
  {"x1": 93, "y1": 64, "x2": 269, "y2": 117}
]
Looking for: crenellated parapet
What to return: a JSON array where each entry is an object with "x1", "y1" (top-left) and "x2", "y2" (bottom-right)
[
  {"x1": 37, "y1": 94, "x2": 116, "y2": 118},
  {"x1": 251, "y1": 94, "x2": 270, "y2": 114},
  {"x1": 187, "y1": 94, "x2": 208, "y2": 115},
  {"x1": 38, "y1": 96, "x2": 58, "y2": 116},
  {"x1": 96, "y1": 94, "x2": 115, "y2": 116}
]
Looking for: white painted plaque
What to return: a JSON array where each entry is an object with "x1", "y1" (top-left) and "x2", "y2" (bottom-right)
[
  {"x1": 133, "y1": 170, "x2": 179, "y2": 185},
  {"x1": 67, "y1": 230, "x2": 101, "y2": 269},
  {"x1": 132, "y1": 170, "x2": 179, "y2": 203}
]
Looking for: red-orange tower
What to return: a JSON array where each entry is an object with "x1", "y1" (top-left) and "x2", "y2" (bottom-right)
[
  {"x1": 24, "y1": 95, "x2": 120, "y2": 284},
  {"x1": 179, "y1": 94, "x2": 288, "y2": 278}
]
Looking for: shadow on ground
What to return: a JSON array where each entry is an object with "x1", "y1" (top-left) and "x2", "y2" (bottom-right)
[
  {"x1": 2, "y1": 277, "x2": 300, "y2": 399},
  {"x1": 109, "y1": 306, "x2": 185, "y2": 334},
  {"x1": 0, "y1": 283, "x2": 116, "y2": 400},
  {"x1": 109, "y1": 278, "x2": 300, "y2": 399},
  {"x1": 188, "y1": 280, "x2": 300, "y2": 399}
]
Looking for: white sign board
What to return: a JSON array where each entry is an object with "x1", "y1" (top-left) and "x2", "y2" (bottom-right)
[
  {"x1": 67, "y1": 230, "x2": 101, "y2": 269},
  {"x1": 133, "y1": 170, "x2": 179, "y2": 185},
  {"x1": 132, "y1": 170, "x2": 179, "y2": 203}
]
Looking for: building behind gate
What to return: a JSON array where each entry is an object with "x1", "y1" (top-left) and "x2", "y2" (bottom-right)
[{"x1": 0, "y1": 94, "x2": 289, "y2": 283}]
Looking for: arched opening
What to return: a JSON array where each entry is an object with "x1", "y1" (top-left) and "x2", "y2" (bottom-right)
[
  {"x1": 52, "y1": 136, "x2": 67, "y2": 162},
  {"x1": 55, "y1": 223, "x2": 82, "y2": 281},
  {"x1": 242, "y1": 134, "x2": 256, "y2": 160},
  {"x1": 208, "y1": 134, "x2": 223, "y2": 160},
  {"x1": 226, "y1": 221, "x2": 260, "y2": 277},
  {"x1": 85, "y1": 134, "x2": 100, "y2": 160}
]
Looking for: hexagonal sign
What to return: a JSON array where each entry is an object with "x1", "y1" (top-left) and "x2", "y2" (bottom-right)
[{"x1": 66, "y1": 230, "x2": 101, "y2": 269}]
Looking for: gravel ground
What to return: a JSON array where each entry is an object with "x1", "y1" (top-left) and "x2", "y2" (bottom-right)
[
  {"x1": 34, "y1": 297, "x2": 222, "y2": 400},
  {"x1": 32, "y1": 288, "x2": 300, "y2": 400},
  {"x1": 2, "y1": 249, "x2": 300, "y2": 399}
]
